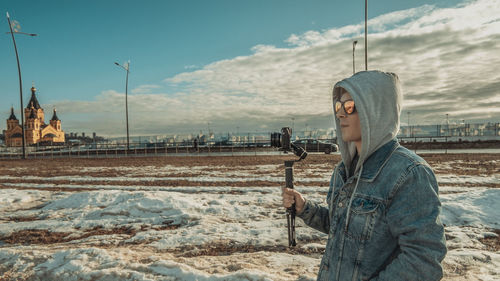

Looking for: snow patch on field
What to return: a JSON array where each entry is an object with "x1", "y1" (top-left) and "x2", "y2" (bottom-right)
[
  {"x1": 0, "y1": 156, "x2": 499, "y2": 280},
  {"x1": 437, "y1": 174, "x2": 499, "y2": 185},
  {"x1": 441, "y1": 189, "x2": 500, "y2": 228}
]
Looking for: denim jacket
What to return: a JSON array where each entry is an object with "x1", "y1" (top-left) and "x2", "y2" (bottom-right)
[{"x1": 298, "y1": 139, "x2": 447, "y2": 281}]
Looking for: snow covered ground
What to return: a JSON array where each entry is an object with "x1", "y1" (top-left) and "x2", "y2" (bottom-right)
[{"x1": 0, "y1": 154, "x2": 498, "y2": 280}]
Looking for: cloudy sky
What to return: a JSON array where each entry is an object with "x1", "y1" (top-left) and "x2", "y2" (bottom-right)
[{"x1": 1, "y1": 0, "x2": 499, "y2": 137}]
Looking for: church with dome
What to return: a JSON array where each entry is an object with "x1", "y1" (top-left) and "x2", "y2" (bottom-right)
[{"x1": 4, "y1": 86, "x2": 65, "y2": 147}]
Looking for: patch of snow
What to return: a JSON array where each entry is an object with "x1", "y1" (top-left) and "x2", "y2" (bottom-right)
[{"x1": 441, "y1": 189, "x2": 500, "y2": 228}]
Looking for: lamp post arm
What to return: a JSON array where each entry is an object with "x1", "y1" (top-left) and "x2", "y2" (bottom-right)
[
  {"x1": 5, "y1": 31, "x2": 37, "y2": 36},
  {"x1": 114, "y1": 62, "x2": 130, "y2": 72}
]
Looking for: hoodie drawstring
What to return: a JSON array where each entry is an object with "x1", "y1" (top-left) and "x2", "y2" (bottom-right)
[
  {"x1": 344, "y1": 165, "x2": 363, "y2": 233},
  {"x1": 335, "y1": 165, "x2": 364, "y2": 280}
]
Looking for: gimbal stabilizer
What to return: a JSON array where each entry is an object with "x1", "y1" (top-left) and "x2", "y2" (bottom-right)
[
  {"x1": 270, "y1": 127, "x2": 308, "y2": 247},
  {"x1": 284, "y1": 142, "x2": 307, "y2": 247}
]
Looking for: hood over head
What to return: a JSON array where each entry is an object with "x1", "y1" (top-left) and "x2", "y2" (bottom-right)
[{"x1": 333, "y1": 70, "x2": 402, "y2": 176}]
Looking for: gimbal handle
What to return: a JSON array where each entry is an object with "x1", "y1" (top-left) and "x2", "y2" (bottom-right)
[
  {"x1": 283, "y1": 143, "x2": 307, "y2": 247},
  {"x1": 285, "y1": 160, "x2": 297, "y2": 247}
]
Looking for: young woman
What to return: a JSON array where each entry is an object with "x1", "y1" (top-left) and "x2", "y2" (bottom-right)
[{"x1": 282, "y1": 71, "x2": 447, "y2": 280}]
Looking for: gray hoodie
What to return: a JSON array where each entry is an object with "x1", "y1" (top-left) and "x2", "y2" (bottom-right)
[
  {"x1": 333, "y1": 70, "x2": 402, "y2": 177},
  {"x1": 332, "y1": 71, "x2": 404, "y2": 272}
]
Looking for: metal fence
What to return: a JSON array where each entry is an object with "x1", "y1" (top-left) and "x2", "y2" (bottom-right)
[
  {"x1": 0, "y1": 137, "x2": 344, "y2": 159},
  {"x1": 1, "y1": 135, "x2": 498, "y2": 159},
  {"x1": 0, "y1": 140, "x2": 277, "y2": 159},
  {"x1": 399, "y1": 122, "x2": 499, "y2": 138}
]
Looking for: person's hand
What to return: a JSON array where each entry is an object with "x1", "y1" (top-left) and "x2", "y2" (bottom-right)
[{"x1": 281, "y1": 187, "x2": 306, "y2": 214}]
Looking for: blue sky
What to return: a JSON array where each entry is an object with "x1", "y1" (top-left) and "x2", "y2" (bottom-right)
[{"x1": 1, "y1": 0, "x2": 498, "y2": 137}]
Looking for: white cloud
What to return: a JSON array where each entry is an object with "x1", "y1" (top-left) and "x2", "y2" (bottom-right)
[
  {"x1": 131, "y1": 84, "x2": 161, "y2": 94},
  {"x1": 284, "y1": 5, "x2": 435, "y2": 47},
  {"x1": 165, "y1": 0, "x2": 500, "y2": 126},
  {"x1": 49, "y1": 0, "x2": 500, "y2": 136}
]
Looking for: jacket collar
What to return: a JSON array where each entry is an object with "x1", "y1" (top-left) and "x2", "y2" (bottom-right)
[{"x1": 338, "y1": 139, "x2": 399, "y2": 182}]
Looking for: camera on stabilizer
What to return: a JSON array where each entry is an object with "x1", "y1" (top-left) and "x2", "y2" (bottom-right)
[{"x1": 270, "y1": 127, "x2": 307, "y2": 160}]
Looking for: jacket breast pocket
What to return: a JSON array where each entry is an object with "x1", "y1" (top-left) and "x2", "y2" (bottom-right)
[{"x1": 345, "y1": 197, "x2": 380, "y2": 241}]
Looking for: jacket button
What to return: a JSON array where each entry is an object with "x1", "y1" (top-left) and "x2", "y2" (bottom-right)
[{"x1": 338, "y1": 202, "x2": 343, "y2": 208}]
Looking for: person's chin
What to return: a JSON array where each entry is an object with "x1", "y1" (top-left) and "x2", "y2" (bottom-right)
[{"x1": 340, "y1": 129, "x2": 350, "y2": 138}]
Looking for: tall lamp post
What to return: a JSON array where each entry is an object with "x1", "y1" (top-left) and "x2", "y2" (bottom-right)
[
  {"x1": 407, "y1": 112, "x2": 411, "y2": 137},
  {"x1": 114, "y1": 61, "x2": 130, "y2": 150},
  {"x1": 207, "y1": 121, "x2": 211, "y2": 143},
  {"x1": 364, "y1": 0, "x2": 368, "y2": 71},
  {"x1": 352, "y1": 40, "x2": 358, "y2": 74},
  {"x1": 446, "y1": 113, "x2": 449, "y2": 136},
  {"x1": 6, "y1": 12, "x2": 37, "y2": 159},
  {"x1": 462, "y1": 119, "x2": 466, "y2": 136}
]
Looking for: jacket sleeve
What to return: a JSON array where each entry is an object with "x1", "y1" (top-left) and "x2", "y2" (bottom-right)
[
  {"x1": 297, "y1": 199, "x2": 330, "y2": 234},
  {"x1": 297, "y1": 169, "x2": 337, "y2": 234},
  {"x1": 371, "y1": 164, "x2": 447, "y2": 281}
]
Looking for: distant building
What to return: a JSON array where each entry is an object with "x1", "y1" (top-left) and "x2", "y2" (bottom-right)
[
  {"x1": 65, "y1": 131, "x2": 105, "y2": 145},
  {"x1": 3, "y1": 86, "x2": 65, "y2": 147}
]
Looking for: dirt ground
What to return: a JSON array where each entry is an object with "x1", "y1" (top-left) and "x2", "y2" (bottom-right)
[
  {"x1": 0, "y1": 152, "x2": 498, "y2": 176},
  {"x1": 0, "y1": 154, "x2": 498, "y2": 194},
  {"x1": 0, "y1": 153, "x2": 499, "y2": 280}
]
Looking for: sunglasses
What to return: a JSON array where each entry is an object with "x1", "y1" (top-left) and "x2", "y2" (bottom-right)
[{"x1": 334, "y1": 99, "x2": 356, "y2": 115}]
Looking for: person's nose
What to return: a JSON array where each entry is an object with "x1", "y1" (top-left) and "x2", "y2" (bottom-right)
[{"x1": 336, "y1": 107, "x2": 347, "y2": 119}]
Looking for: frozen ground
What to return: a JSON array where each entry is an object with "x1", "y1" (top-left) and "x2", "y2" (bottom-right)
[{"x1": 0, "y1": 154, "x2": 498, "y2": 280}]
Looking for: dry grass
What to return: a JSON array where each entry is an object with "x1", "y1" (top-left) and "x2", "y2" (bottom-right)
[
  {"x1": 0, "y1": 223, "x2": 180, "y2": 245},
  {"x1": 479, "y1": 229, "x2": 500, "y2": 251}
]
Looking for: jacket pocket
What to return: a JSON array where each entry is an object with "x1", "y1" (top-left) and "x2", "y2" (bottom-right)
[{"x1": 345, "y1": 196, "x2": 380, "y2": 241}]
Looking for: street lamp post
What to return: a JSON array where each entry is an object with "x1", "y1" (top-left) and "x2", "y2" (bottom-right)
[
  {"x1": 446, "y1": 113, "x2": 449, "y2": 136},
  {"x1": 365, "y1": 0, "x2": 368, "y2": 71},
  {"x1": 6, "y1": 12, "x2": 37, "y2": 159},
  {"x1": 114, "y1": 61, "x2": 130, "y2": 150},
  {"x1": 462, "y1": 119, "x2": 465, "y2": 136},
  {"x1": 352, "y1": 40, "x2": 358, "y2": 74},
  {"x1": 207, "y1": 121, "x2": 211, "y2": 143},
  {"x1": 407, "y1": 112, "x2": 411, "y2": 137}
]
